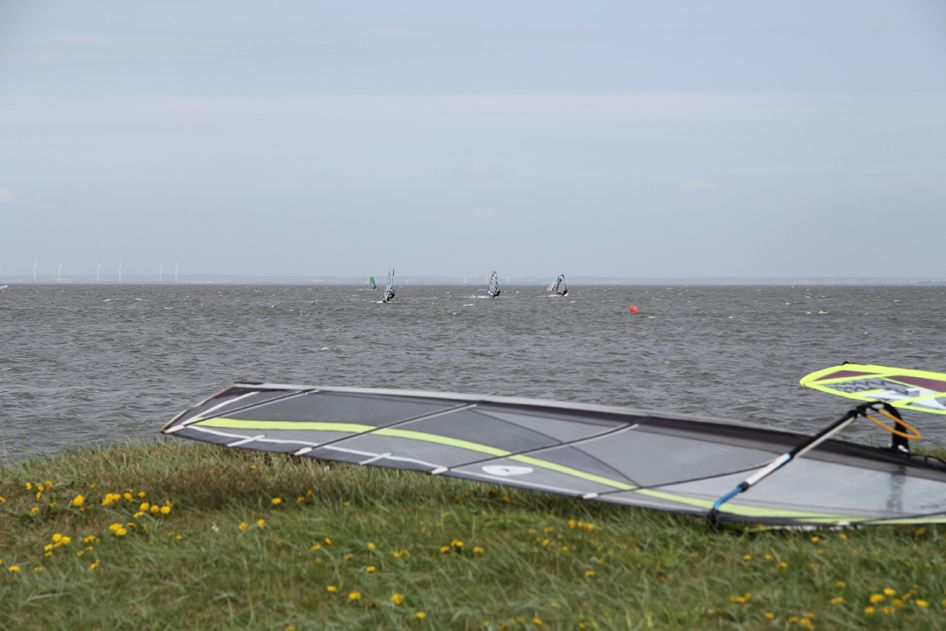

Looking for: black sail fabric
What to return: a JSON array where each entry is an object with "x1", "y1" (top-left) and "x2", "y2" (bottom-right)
[{"x1": 162, "y1": 385, "x2": 946, "y2": 527}]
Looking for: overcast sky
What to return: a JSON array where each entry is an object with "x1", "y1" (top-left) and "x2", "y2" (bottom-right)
[{"x1": 1, "y1": 1, "x2": 945, "y2": 280}]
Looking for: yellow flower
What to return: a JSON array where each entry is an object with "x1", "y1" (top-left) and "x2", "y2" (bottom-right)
[
  {"x1": 160, "y1": 505, "x2": 171, "y2": 515},
  {"x1": 123, "y1": 492, "x2": 133, "y2": 501},
  {"x1": 9, "y1": 565, "x2": 20, "y2": 573},
  {"x1": 838, "y1": 532, "x2": 848, "y2": 540},
  {"x1": 533, "y1": 617, "x2": 543, "y2": 626},
  {"x1": 367, "y1": 542, "x2": 375, "y2": 550},
  {"x1": 567, "y1": 519, "x2": 576, "y2": 529},
  {"x1": 71, "y1": 495, "x2": 85, "y2": 507},
  {"x1": 835, "y1": 580, "x2": 846, "y2": 588},
  {"x1": 257, "y1": 518, "x2": 266, "y2": 528},
  {"x1": 150, "y1": 505, "x2": 160, "y2": 514},
  {"x1": 365, "y1": 565, "x2": 377, "y2": 573},
  {"x1": 138, "y1": 491, "x2": 146, "y2": 498},
  {"x1": 764, "y1": 612, "x2": 775, "y2": 620},
  {"x1": 584, "y1": 570, "x2": 595, "y2": 578},
  {"x1": 810, "y1": 535, "x2": 821, "y2": 543},
  {"x1": 295, "y1": 495, "x2": 305, "y2": 504},
  {"x1": 348, "y1": 591, "x2": 361, "y2": 602},
  {"x1": 831, "y1": 596, "x2": 845, "y2": 605},
  {"x1": 25, "y1": 482, "x2": 32, "y2": 491},
  {"x1": 324, "y1": 537, "x2": 332, "y2": 545},
  {"x1": 415, "y1": 611, "x2": 426, "y2": 620},
  {"x1": 83, "y1": 535, "x2": 97, "y2": 544},
  {"x1": 764, "y1": 553, "x2": 774, "y2": 561},
  {"x1": 271, "y1": 497, "x2": 282, "y2": 505},
  {"x1": 89, "y1": 560, "x2": 100, "y2": 571},
  {"x1": 391, "y1": 592, "x2": 403, "y2": 605},
  {"x1": 140, "y1": 502, "x2": 150, "y2": 511},
  {"x1": 473, "y1": 546, "x2": 484, "y2": 554},
  {"x1": 882, "y1": 587, "x2": 896, "y2": 596},
  {"x1": 326, "y1": 585, "x2": 337, "y2": 593},
  {"x1": 175, "y1": 534, "x2": 184, "y2": 541},
  {"x1": 864, "y1": 606, "x2": 875, "y2": 616},
  {"x1": 742, "y1": 554, "x2": 752, "y2": 561},
  {"x1": 310, "y1": 543, "x2": 321, "y2": 551},
  {"x1": 239, "y1": 522, "x2": 249, "y2": 531},
  {"x1": 869, "y1": 594, "x2": 885, "y2": 604},
  {"x1": 777, "y1": 561, "x2": 788, "y2": 569},
  {"x1": 451, "y1": 539, "x2": 464, "y2": 549},
  {"x1": 52, "y1": 533, "x2": 63, "y2": 543},
  {"x1": 917, "y1": 599, "x2": 929, "y2": 608},
  {"x1": 439, "y1": 546, "x2": 450, "y2": 554}
]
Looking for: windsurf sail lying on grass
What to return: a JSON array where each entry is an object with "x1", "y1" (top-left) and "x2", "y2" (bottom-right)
[
  {"x1": 801, "y1": 363, "x2": 946, "y2": 415},
  {"x1": 382, "y1": 268, "x2": 395, "y2": 303},
  {"x1": 369, "y1": 276, "x2": 376, "y2": 290},
  {"x1": 487, "y1": 271, "x2": 500, "y2": 297},
  {"x1": 163, "y1": 383, "x2": 946, "y2": 527}
]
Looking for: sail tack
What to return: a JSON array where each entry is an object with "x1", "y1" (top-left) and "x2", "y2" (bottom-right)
[{"x1": 163, "y1": 384, "x2": 946, "y2": 527}]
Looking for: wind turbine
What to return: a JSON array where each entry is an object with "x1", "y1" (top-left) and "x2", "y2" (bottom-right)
[
  {"x1": 97, "y1": 263, "x2": 101, "y2": 282},
  {"x1": 33, "y1": 259, "x2": 37, "y2": 282},
  {"x1": 118, "y1": 260, "x2": 123, "y2": 283},
  {"x1": 57, "y1": 262, "x2": 62, "y2": 283},
  {"x1": 159, "y1": 263, "x2": 164, "y2": 283}
]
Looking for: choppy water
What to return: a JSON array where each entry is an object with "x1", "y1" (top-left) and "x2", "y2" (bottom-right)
[{"x1": 2, "y1": 284, "x2": 945, "y2": 461}]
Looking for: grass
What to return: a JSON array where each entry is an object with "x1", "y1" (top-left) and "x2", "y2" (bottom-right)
[{"x1": 1, "y1": 441, "x2": 944, "y2": 630}]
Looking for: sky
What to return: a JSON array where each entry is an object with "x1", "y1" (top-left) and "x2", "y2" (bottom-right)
[{"x1": 1, "y1": 1, "x2": 945, "y2": 280}]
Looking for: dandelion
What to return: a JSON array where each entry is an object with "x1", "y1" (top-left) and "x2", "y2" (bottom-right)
[
  {"x1": 415, "y1": 611, "x2": 427, "y2": 620},
  {"x1": 440, "y1": 546, "x2": 450, "y2": 554},
  {"x1": 348, "y1": 591, "x2": 361, "y2": 602},
  {"x1": 239, "y1": 522, "x2": 249, "y2": 532},
  {"x1": 133, "y1": 511, "x2": 145, "y2": 519},
  {"x1": 742, "y1": 554, "x2": 752, "y2": 561},
  {"x1": 150, "y1": 505, "x2": 160, "y2": 515},
  {"x1": 9, "y1": 565, "x2": 20, "y2": 573},
  {"x1": 365, "y1": 565, "x2": 377, "y2": 574},
  {"x1": 52, "y1": 533, "x2": 63, "y2": 543},
  {"x1": 175, "y1": 534, "x2": 184, "y2": 541},
  {"x1": 89, "y1": 560, "x2": 100, "y2": 571},
  {"x1": 584, "y1": 570, "x2": 595, "y2": 578},
  {"x1": 83, "y1": 535, "x2": 97, "y2": 544},
  {"x1": 71, "y1": 494, "x2": 85, "y2": 507},
  {"x1": 835, "y1": 580, "x2": 846, "y2": 588},
  {"x1": 728, "y1": 593, "x2": 752, "y2": 604},
  {"x1": 367, "y1": 542, "x2": 376, "y2": 550},
  {"x1": 138, "y1": 491, "x2": 146, "y2": 498},
  {"x1": 838, "y1": 532, "x2": 848, "y2": 540},
  {"x1": 916, "y1": 599, "x2": 929, "y2": 608},
  {"x1": 764, "y1": 553, "x2": 774, "y2": 562},
  {"x1": 25, "y1": 482, "x2": 32, "y2": 491},
  {"x1": 123, "y1": 492, "x2": 133, "y2": 501},
  {"x1": 257, "y1": 518, "x2": 266, "y2": 528},
  {"x1": 295, "y1": 496, "x2": 305, "y2": 504},
  {"x1": 864, "y1": 607, "x2": 875, "y2": 616},
  {"x1": 869, "y1": 594, "x2": 885, "y2": 604},
  {"x1": 883, "y1": 587, "x2": 896, "y2": 597},
  {"x1": 777, "y1": 561, "x2": 788, "y2": 570},
  {"x1": 533, "y1": 617, "x2": 543, "y2": 626},
  {"x1": 810, "y1": 535, "x2": 821, "y2": 544},
  {"x1": 32, "y1": 566, "x2": 45, "y2": 573},
  {"x1": 831, "y1": 596, "x2": 845, "y2": 605},
  {"x1": 568, "y1": 519, "x2": 576, "y2": 528},
  {"x1": 326, "y1": 585, "x2": 337, "y2": 593},
  {"x1": 391, "y1": 592, "x2": 403, "y2": 605},
  {"x1": 324, "y1": 537, "x2": 332, "y2": 545},
  {"x1": 272, "y1": 497, "x2": 282, "y2": 505},
  {"x1": 764, "y1": 612, "x2": 775, "y2": 620},
  {"x1": 160, "y1": 505, "x2": 171, "y2": 515},
  {"x1": 473, "y1": 546, "x2": 484, "y2": 554}
]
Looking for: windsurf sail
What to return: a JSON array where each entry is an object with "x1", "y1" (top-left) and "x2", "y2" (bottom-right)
[
  {"x1": 369, "y1": 276, "x2": 376, "y2": 290},
  {"x1": 487, "y1": 271, "x2": 500, "y2": 297},
  {"x1": 163, "y1": 383, "x2": 946, "y2": 527},
  {"x1": 382, "y1": 268, "x2": 395, "y2": 303},
  {"x1": 801, "y1": 363, "x2": 946, "y2": 416},
  {"x1": 553, "y1": 274, "x2": 567, "y2": 296}
]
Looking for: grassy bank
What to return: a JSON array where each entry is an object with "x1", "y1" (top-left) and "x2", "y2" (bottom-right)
[{"x1": 1, "y1": 442, "x2": 944, "y2": 629}]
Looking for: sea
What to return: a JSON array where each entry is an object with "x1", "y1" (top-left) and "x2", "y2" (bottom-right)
[{"x1": 2, "y1": 284, "x2": 945, "y2": 462}]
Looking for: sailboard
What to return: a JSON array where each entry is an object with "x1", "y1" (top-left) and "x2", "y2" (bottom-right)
[
  {"x1": 801, "y1": 363, "x2": 946, "y2": 416},
  {"x1": 163, "y1": 379, "x2": 946, "y2": 527},
  {"x1": 382, "y1": 268, "x2": 395, "y2": 303},
  {"x1": 369, "y1": 276, "x2": 376, "y2": 291},
  {"x1": 551, "y1": 274, "x2": 567, "y2": 296},
  {"x1": 487, "y1": 271, "x2": 501, "y2": 297}
]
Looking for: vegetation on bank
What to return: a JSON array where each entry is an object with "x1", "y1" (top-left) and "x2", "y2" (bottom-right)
[{"x1": 1, "y1": 441, "x2": 945, "y2": 629}]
